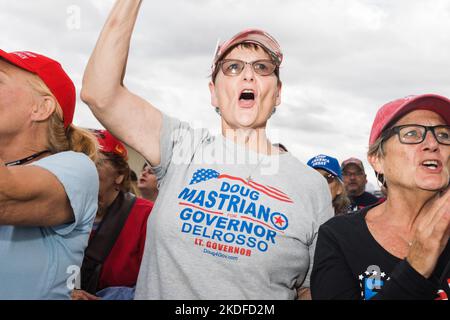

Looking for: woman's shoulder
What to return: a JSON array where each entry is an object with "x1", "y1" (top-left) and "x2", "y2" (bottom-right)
[
  {"x1": 280, "y1": 154, "x2": 325, "y2": 182},
  {"x1": 36, "y1": 150, "x2": 94, "y2": 166},
  {"x1": 282, "y1": 156, "x2": 332, "y2": 195}
]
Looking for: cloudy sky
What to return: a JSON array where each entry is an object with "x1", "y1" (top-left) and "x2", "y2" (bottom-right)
[{"x1": 1, "y1": 0, "x2": 450, "y2": 186}]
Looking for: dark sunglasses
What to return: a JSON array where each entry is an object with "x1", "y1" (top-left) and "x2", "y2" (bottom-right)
[{"x1": 219, "y1": 59, "x2": 277, "y2": 77}]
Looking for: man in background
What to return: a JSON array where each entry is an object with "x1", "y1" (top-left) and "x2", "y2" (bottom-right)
[{"x1": 341, "y1": 157, "x2": 380, "y2": 211}]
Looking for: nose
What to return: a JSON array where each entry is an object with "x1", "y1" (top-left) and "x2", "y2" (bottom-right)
[
  {"x1": 422, "y1": 129, "x2": 439, "y2": 152},
  {"x1": 242, "y1": 62, "x2": 255, "y2": 82}
]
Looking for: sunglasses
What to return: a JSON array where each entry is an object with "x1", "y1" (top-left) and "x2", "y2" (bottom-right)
[
  {"x1": 219, "y1": 59, "x2": 277, "y2": 77},
  {"x1": 321, "y1": 172, "x2": 337, "y2": 184}
]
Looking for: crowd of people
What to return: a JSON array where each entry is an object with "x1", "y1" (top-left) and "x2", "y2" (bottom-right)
[{"x1": 0, "y1": 0, "x2": 449, "y2": 301}]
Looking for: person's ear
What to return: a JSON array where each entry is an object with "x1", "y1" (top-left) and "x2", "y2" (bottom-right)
[
  {"x1": 275, "y1": 81, "x2": 282, "y2": 106},
  {"x1": 209, "y1": 81, "x2": 219, "y2": 108},
  {"x1": 368, "y1": 154, "x2": 384, "y2": 175},
  {"x1": 30, "y1": 95, "x2": 56, "y2": 123},
  {"x1": 115, "y1": 174, "x2": 125, "y2": 186}
]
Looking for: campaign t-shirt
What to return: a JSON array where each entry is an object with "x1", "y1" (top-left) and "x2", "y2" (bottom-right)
[
  {"x1": 134, "y1": 114, "x2": 334, "y2": 300},
  {"x1": 0, "y1": 151, "x2": 98, "y2": 299},
  {"x1": 311, "y1": 205, "x2": 450, "y2": 300}
]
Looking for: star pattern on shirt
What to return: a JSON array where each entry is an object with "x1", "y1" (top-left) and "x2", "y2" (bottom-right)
[
  {"x1": 358, "y1": 267, "x2": 390, "y2": 300},
  {"x1": 274, "y1": 215, "x2": 285, "y2": 227},
  {"x1": 190, "y1": 169, "x2": 220, "y2": 185}
]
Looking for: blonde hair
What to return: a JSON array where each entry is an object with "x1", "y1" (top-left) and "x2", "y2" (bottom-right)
[{"x1": 27, "y1": 74, "x2": 98, "y2": 162}]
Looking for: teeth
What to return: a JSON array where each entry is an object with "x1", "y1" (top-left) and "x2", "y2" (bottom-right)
[
  {"x1": 423, "y1": 160, "x2": 438, "y2": 169},
  {"x1": 240, "y1": 90, "x2": 255, "y2": 100}
]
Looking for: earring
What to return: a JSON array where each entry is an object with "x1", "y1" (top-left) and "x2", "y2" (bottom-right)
[
  {"x1": 268, "y1": 107, "x2": 277, "y2": 119},
  {"x1": 215, "y1": 107, "x2": 221, "y2": 116}
]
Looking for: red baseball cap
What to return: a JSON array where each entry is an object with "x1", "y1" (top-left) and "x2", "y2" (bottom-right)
[
  {"x1": 94, "y1": 129, "x2": 128, "y2": 160},
  {"x1": 0, "y1": 50, "x2": 75, "y2": 128},
  {"x1": 211, "y1": 28, "x2": 283, "y2": 72},
  {"x1": 369, "y1": 94, "x2": 450, "y2": 145}
]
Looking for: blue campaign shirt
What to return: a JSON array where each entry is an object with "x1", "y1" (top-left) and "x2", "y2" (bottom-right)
[{"x1": 0, "y1": 151, "x2": 99, "y2": 299}]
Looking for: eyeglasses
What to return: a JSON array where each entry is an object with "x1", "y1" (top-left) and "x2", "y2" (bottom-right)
[
  {"x1": 342, "y1": 171, "x2": 364, "y2": 177},
  {"x1": 321, "y1": 173, "x2": 337, "y2": 184},
  {"x1": 381, "y1": 124, "x2": 450, "y2": 145},
  {"x1": 219, "y1": 59, "x2": 277, "y2": 76}
]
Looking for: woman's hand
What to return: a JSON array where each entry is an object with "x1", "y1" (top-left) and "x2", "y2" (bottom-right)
[
  {"x1": 407, "y1": 189, "x2": 450, "y2": 278},
  {"x1": 71, "y1": 289, "x2": 101, "y2": 300}
]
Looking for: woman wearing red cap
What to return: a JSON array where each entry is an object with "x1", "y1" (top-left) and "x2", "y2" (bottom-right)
[
  {"x1": 82, "y1": 0, "x2": 333, "y2": 300},
  {"x1": 72, "y1": 130, "x2": 153, "y2": 300},
  {"x1": 0, "y1": 51, "x2": 99, "y2": 299},
  {"x1": 311, "y1": 94, "x2": 450, "y2": 300}
]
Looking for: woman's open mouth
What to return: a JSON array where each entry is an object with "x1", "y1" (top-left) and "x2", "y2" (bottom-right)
[
  {"x1": 238, "y1": 89, "x2": 255, "y2": 108},
  {"x1": 421, "y1": 159, "x2": 443, "y2": 173}
]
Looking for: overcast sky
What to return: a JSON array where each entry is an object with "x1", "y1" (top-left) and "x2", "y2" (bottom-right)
[{"x1": 1, "y1": 0, "x2": 450, "y2": 187}]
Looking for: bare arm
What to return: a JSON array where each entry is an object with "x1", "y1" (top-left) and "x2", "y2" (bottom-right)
[
  {"x1": 0, "y1": 162, "x2": 73, "y2": 227},
  {"x1": 297, "y1": 287, "x2": 311, "y2": 300},
  {"x1": 81, "y1": 0, "x2": 162, "y2": 166}
]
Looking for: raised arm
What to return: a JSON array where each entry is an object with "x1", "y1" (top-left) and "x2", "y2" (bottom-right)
[{"x1": 81, "y1": 0, "x2": 162, "y2": 166}]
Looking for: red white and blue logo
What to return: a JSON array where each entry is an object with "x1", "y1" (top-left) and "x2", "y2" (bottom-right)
[{"x1": 177, "y1": 168, "x2": 294, "y2": 260}]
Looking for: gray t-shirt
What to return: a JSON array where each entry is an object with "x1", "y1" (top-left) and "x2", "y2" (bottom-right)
[{"x1": 135, "y1": 114, "x2": 333, "y2": 300}]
